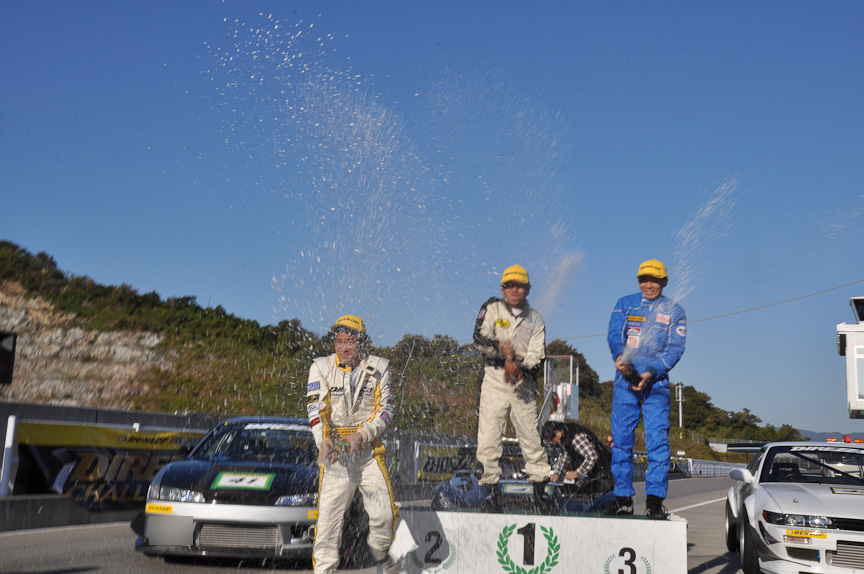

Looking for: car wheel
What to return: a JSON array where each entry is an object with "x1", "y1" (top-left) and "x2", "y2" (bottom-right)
[
  {"x1": 431, "y1": 491, "x2": 454, "y2": 510},
  {"x1": 724, "y1": 500, "x2": 738, "y2": 553},
  {"x1": 738, "y1": 510, "x2": 761, "y2": 574}
]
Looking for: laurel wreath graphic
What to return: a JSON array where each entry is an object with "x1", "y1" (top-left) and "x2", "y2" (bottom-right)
[
  {"x1": 602, "y1": 552, "x2": 653, "y2": 574},
  {"x1": 496, "y1": 524, "x2": 560, "y2": 574},
  {"x1": 407, "y1": 540, "x2": 457, "y2": 572}
]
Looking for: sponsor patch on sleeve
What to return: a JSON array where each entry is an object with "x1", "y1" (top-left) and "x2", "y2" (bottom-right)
[
  {"x1": 676, "y1": 325, "x2": 687, "y2": 337},
  {"x1": 380, "y1": 411, "x2": 391, "y2": 425},
  {"x1": 657, "y1": 313, "x2": 671, "y2": 324},
  {"x1": 309, "y1": 417, "x2": 321, "y2": 427},
  {"x1": 477, "y1": 308, "x2": 486, "y2": 319},
  {"x1": 307, "y1": 381, "x2": 320, "y2": 392}
]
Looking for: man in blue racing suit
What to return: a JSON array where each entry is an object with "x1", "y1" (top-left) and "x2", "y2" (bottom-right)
[{"x1": 605, "y1": 259, "x2": 686, "y2": 519}]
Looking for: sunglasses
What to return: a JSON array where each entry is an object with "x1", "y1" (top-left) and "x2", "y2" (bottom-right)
[
  {"x1": 637, "y1": 276, "x2": 663, "y2": 284},
  {"x1": 501, "y1": 282, "x2": 528, "y2": 289}
]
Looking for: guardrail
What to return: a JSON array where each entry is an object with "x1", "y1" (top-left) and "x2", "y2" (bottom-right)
[
  {"x1": 684, "y1": 458, "x2": 746, "y2": 477},
  {"x1": 631, "y1": 455, "x2": 744, "y2": 481}
]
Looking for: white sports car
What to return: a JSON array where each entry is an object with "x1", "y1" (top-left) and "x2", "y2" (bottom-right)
[{"x1": 726, "y1": 441, "x2": 864, "y2": 574}]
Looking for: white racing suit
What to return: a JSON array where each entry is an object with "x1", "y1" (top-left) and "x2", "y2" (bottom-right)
[
  {"x1": 473, "y1": 298, "x2": 551, "y2": 484},
  {"x1": 307, "y1": 353, "x2": 399, "y2": 574}
]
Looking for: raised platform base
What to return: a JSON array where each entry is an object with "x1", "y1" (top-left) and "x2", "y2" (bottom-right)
[{"x1": 390, "y1": 508, "x2": 687, "y2": 574}]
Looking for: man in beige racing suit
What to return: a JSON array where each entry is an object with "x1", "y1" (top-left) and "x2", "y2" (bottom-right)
[
  {"x1": 307, "y1": 314, "x2": 399, "y2": 574},
  {"x1": 473, "y1": 265, "x2": 553, "y2": 513}
]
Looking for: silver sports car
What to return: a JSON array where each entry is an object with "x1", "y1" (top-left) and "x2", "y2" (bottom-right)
[
  {"x1": 133, "y1": 417, "x2": 323, "y2": 561},
  {"x1": 726, "y1": 441, "x2": 864, "y2": 574}
]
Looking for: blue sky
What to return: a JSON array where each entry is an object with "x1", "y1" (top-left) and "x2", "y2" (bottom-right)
[{"x1": 2, "y1": 1, "x2": 863, "y2": 433}]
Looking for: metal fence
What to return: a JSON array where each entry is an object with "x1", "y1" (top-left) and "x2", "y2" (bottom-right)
[
  {"x1": 631, "y1": 453, "x2": 745, "y2": 481},
  {"x1": 683, "y1": 458, "x2": 746, "y2": 477}
]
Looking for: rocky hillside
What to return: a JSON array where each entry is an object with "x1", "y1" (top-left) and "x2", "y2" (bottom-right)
[
  {"x1": 0, "y1": 282, "x2": 171, "y2": 409},
  {"x1": 0, "y1": 241, "x2": 806, "y2": 448}
]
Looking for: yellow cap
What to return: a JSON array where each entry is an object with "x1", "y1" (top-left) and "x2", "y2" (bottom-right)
[
  {"x1": 330, "y1": 314, "x2": 366, "y2": 334},
  {"x1": 637, "y1": 259, "x2": 667, "y2": 279},
  {"x1": 501, "y1": 264, "x2": 530, "y2": 286}
]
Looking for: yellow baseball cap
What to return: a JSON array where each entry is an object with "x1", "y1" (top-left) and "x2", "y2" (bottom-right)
[
  {"x1": 501, "y1": 264, "x2": 530, "y2": 286},
  {"x1": 330, "y1": 314, "x2": 366, "y2": 334},
  {"x1": 637, "y1": 259, "x2": 667, "y2": 279}
]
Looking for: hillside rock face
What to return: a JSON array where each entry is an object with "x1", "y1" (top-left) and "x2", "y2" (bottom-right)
[{"x1": 0, "y1": 286, "x2": 171, "y2": 408}]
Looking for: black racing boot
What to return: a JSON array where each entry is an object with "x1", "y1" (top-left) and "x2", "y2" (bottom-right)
[
  {"x1": 532, "y1": 482, "x2": 555, "y2": 515},
  {"x1": 483, "y1": 485, "x2": 502, "y2": 513},
  {"x1": 604, "y1": 496, "x2": 634, "y2": 516},
  {"x1": 371, "y1": 549, "x2": 399, "y2": 574},
  {"x1": 645, "y1": 495, "x2": 669, "y2": 520},
  {"x1": 375, "y1": 556, "x2": 399, "y2": 574}
]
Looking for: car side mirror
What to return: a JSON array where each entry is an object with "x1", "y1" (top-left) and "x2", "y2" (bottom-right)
[{"x1": 730, "y1": 468, "x2": 754, "y2": 484}]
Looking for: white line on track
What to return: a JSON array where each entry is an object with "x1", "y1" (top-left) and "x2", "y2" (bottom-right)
[
  {"x1": 0, "y1": 521, "x2": 130, "y2": 536},
  {"x1": 670, "y1": 496, "x2": 726, "y2": 513}
]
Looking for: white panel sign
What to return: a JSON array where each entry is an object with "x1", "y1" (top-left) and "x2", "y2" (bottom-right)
[{"x1": 390, "y1": 509, "x2": 687, "y2": 573}]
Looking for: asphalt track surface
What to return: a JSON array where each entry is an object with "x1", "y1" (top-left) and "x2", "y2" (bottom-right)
[{"x1": 0, "y1": 476, "x2": 742, "y2": 574}]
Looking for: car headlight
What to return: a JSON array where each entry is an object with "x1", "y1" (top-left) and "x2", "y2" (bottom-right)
[
  {"x1": 149, "y1": 484, "x2": 206, "y2": 504},
  {"x1": 763, "y1": 510, "x2": 834, "y2": 529},
  {"x1": 276, "y1": 493, "x2": 318, "y2": 506}
]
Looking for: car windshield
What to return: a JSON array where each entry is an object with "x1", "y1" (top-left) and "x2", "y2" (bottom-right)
[
  {"x1": 192, "y1": 422, "x2": 317, "y2": 465},
  {"x1": 760, "y1": 445, "x2": 864, "y2": 486}
]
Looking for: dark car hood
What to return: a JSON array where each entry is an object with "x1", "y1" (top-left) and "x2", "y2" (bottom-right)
[{"x1": 157, "y1": 458, "x2": 318, "y2": 505}]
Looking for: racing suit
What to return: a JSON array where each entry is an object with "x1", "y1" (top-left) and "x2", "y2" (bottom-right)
[
  {"x1": 607, "y1": 293, "x2": 686, "y2": 499},
  {"x1": 474, "y1": 298, "x2": 551, "y2": 484},
  {"x1": 307, "y1": 353, "x2": 398, "y2": 574}
]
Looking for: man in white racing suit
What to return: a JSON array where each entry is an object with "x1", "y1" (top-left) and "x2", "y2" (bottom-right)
[
  {"x1": 307, "y1": 314, "x2": 399, "y2": 574},
  {"x1": 473, "y1": 264, "x2": 553, "y2": 513}
]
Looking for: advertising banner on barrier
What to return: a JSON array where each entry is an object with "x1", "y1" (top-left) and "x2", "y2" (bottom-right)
[
  {"x1": 415, "y1": 444, "x2": 476, "y2": 482},
  {"x1": 13, "y1": 421, "x2": 206, "y2": 510}
]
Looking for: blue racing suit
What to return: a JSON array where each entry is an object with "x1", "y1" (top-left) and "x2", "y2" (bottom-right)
[{"x1": 607, "y1": 292, "x2": 686, "y2": 499}]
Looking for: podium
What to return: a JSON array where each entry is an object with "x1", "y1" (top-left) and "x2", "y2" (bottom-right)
[{"x1": 389, "y1": 508, "x2": 687, "y2": 574}]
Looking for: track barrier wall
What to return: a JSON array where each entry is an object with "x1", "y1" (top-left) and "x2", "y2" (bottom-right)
[{"x1": 0, "y1": 402, "x2": 741, "y2": 533}]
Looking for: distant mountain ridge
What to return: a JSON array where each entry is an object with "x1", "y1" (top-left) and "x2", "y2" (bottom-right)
[{"x1": 798, "y1": 429, "x2": 864, "y2": 442}]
